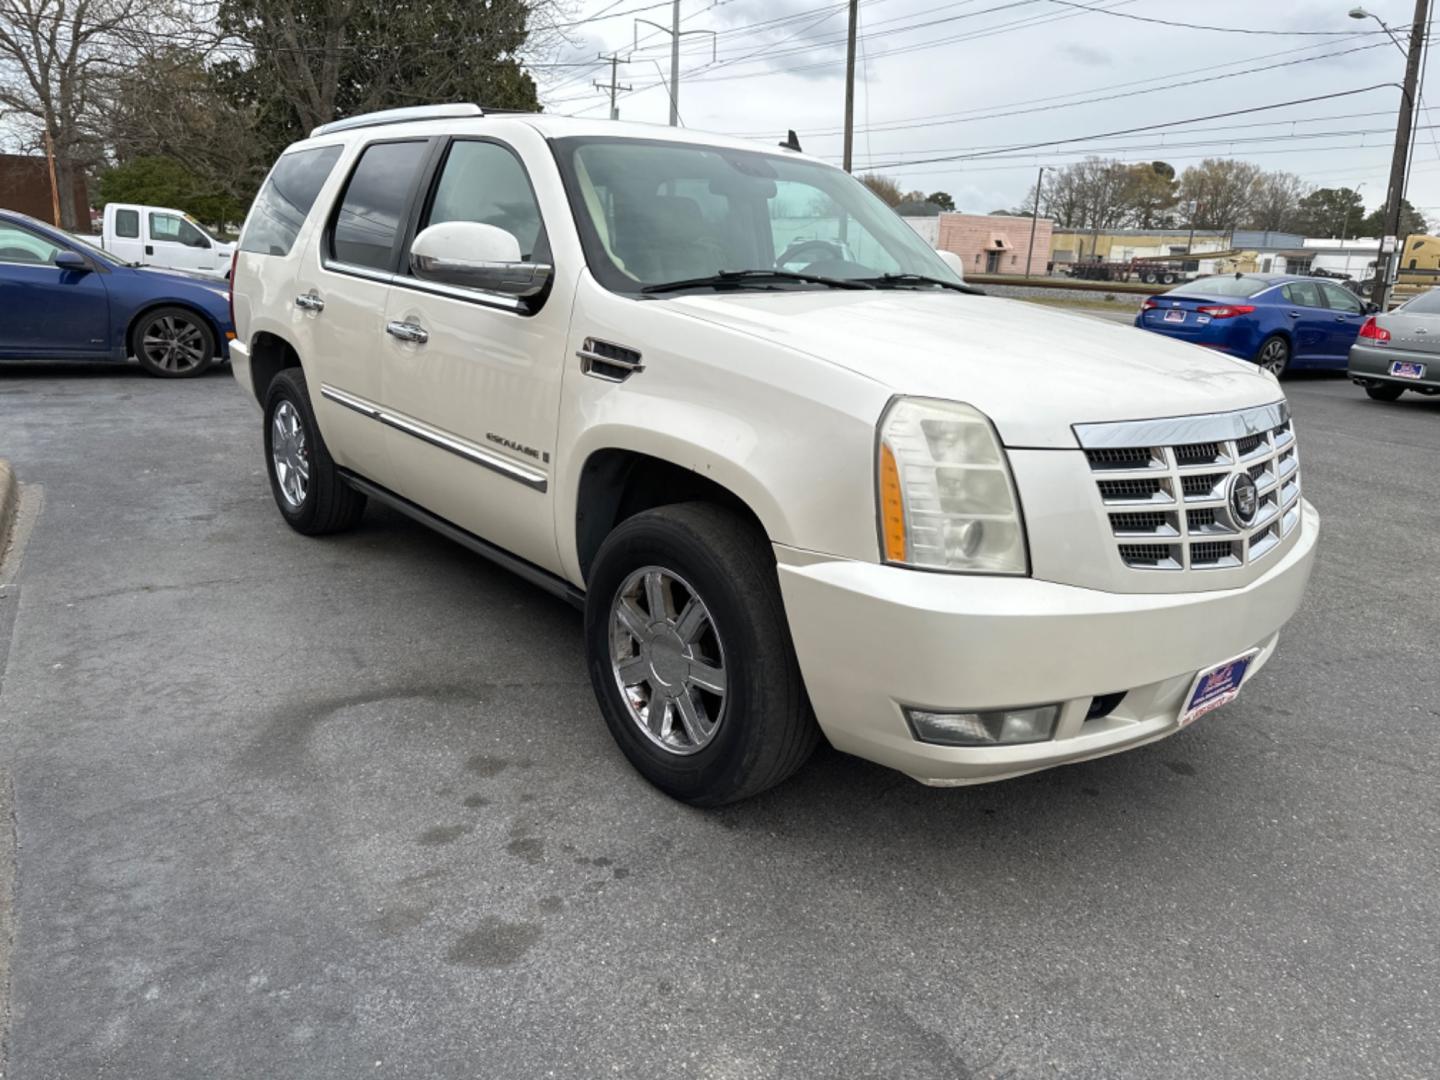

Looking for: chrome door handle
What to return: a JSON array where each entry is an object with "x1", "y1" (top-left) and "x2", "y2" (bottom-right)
[
  {"x1": 386, "y1": 320, "x2": 429, "y2": 344},
  {"x1": 1287, "y1": 310, "x2": 1301, "y2": 318},
  {"x1": 295, "y1": 294, "x2": 325, "y2": 312}
]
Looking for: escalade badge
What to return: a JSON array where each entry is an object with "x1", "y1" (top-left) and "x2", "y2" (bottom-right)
[{"x1": 1228, "y1": 472, "x2": 1259, "y2": 527}]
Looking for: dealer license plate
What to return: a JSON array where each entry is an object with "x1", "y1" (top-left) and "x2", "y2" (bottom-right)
[
  {"x1": 1180, "y1": 650, "x2": 1259, "y2": 728},
  {"x1": 1164, "y1": 309, "x2": 1186, "y2": 323},
  {"x1": 1390, "y1": 360, "x2": 1426, "y2": 379}
]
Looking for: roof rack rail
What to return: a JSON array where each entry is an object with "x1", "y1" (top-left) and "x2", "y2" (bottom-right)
[{"x1": 310, "y1": 103, "x2": 485, "y2": 138}]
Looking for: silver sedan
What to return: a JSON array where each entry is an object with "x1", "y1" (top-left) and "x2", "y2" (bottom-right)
[{"x1": 1349, "y1": 288, "x2": 1440, "y2": 401}]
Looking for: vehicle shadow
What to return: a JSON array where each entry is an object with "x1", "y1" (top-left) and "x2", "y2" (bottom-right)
[{"x1": 0, "y1": 361, "x2": 229, "y2": 379}]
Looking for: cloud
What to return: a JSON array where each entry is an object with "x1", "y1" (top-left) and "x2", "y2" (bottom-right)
[{"x1": 1060, "y1": 43, "x2": 1112, "y2": 66}]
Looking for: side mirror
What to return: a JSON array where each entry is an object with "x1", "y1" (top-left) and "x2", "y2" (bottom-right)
[
  {"x1": 936, "y1": 249, "x2": 966, "y2": 281},
  {"x1": 410, "y1": 221, "x2": 551, "y2": 298},
  {"x1": 54, "y1": 251, "x2": 88, "y2": 272},
  {"x1": 1363, "y1": 301, "x2": 1381, "y2": 315}
]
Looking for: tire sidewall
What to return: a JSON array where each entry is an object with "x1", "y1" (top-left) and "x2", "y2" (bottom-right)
[
  {"x1": 584, "y1": 517, "x2": 780, "y2": 803},
  {"x1": 263, "y1": 371, "x2": 319, "y2": 529},
  {"x1": 1256, "y1": 334, "x2": 1290, "y2": 377},
  {"x1": 132, "y1": 306, "x2": 215, "y2": 378}
]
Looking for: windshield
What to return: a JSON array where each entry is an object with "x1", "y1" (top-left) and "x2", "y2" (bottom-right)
[
  {"x1": 1168, "y1": 275, "x2": 1269, "y2": 298},
  {"x1": 551, "y1": 136, "x2": 962, "y2": 294}
]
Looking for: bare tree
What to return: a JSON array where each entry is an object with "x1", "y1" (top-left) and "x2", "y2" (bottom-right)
[
  {"x1": 0, "y1": 0, "x2": 165, "y2": 227},
  {"x1": 1179, "y1": 158, "x2": 1262, "y2": 231},
  {"x1": 859, "y1": 173, "x2": 902, "y2": 207},
  {"x1": 1245, "y1": 170, "x2": 1310, "y2": 232}
]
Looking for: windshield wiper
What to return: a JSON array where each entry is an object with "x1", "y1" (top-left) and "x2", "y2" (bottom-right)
[
  {"x1": 641, "y1": 269, "x2": 875, "y2": 294},
  {"x1": 858, "y1": 273, "x2": 985, "y2": 295}
]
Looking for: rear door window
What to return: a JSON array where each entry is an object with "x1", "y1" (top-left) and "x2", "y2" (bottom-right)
[
  {"x1": 330, "y1": 140, "x2": 431, "y2": 272},
  {"x1": 114, "y1": 209, "x2": 140, "y2": 239},
  {"x1": 1282, "y1": 281, "x2": 1323, "y2": 308},
  {"x1": 240, "y1": 145, "x2": 343, "y2": 257}
]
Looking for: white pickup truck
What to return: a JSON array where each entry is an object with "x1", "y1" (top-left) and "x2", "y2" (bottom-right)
[
  {"x1": 228, "y1": 105, "x2": 1318, "y2": 806},
  {"x1": 81, "y1": 203, "x2": 234, "y2": 279}
]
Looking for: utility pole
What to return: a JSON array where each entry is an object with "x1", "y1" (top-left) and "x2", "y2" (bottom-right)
[
  {"x1": 635, "y1": 8, "x2": 715, "y2": 127},
  {"x1": 1024, "y1": 166, "x2": 1045, "y2": 277},
  {"x1": 43, "y1": 129, "x2": 62, "y2": 227},
  {"x1": 595, "y1": 53, "x2": 632, "y2": 120},
  {"x1": 842, "y1": 0, "x2": 859, "y2": 172},
  {"x1": 1371, "y1": 0, "x2": 1429, "y2": 309}
]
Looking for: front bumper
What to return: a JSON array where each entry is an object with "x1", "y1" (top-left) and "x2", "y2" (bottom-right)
[
  {"x1": 1348, "y1": 342, "x2": 1440, "y2": 392},
  {"x1": 776, "y1": 500, "x2": 1318, "y2": 786}
]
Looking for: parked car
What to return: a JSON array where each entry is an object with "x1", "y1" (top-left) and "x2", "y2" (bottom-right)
[
  {"x1": 0, "y1": 209, "x2": 233, "y2": 377},
  {"x1": 229, "y1": 105, "x2": 1317, "y2": 805},
  {"x1": 1348, "y1": 287, "x2": 1440, "y2": 401},
  {"x1": 1135, "y1": 273, "x2": 1378, "y2": 376},
  {"x1": 78, "y1": 202, "x2": 235, "y2": 280}
]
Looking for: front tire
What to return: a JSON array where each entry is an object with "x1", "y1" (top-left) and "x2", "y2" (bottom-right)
[
  {"x1": 584, "y1": 502, "x2": 819, "y2": 806},
  {"x1": 263, "y1": 368, "x2": 366, "y2": 535},
  {"x1": 1255, "y1": 334, "x2": 1291, "y2": 377},
  {"x1": 132, "y1": 306, "x2": 215, "y2": 378},
  {"x1": 1365, "y1": 383, "x2": 1406, "y2": 401}
]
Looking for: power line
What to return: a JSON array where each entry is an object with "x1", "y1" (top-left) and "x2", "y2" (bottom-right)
[{"x1": 1041, "y1": 0, "x2": 1394, "y2": 37}]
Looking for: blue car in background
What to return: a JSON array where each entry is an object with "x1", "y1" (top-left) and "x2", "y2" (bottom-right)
[
  {"x1": 0, "y1": 209, "x2": 233, "y2": 378},
  {"x1": 1135, "y1": 273, "x2": 1378, "y2": 378}
]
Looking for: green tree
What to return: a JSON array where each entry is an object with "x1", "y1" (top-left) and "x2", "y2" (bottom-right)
[
  {"x1": 927, "y1": 191, "x2": 955, "y2": 211},
  {"x1": 214, "y1": 0, "x2": 542, "y2": 169},
  {"x1": 1292, "y1": 187, "x2": 1366, "y2": 238},
  {"x1": 95, "y1": 157, "x2": 247, "y2": 231},
  {"x1": 1358, "y1": 198, "x2": 1429, "y2": 239}
]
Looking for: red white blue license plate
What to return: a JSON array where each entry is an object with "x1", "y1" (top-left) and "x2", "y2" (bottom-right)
[
  {"x1": 1164, "y1": 309, "x2": 1186, "y2": 323},
  {"x1": 1180, "y1": 650, "x2": 1259, "y2": 728},
  {"x1": 1390, "y1": 360, "x2": 1426, "y2": 379}
]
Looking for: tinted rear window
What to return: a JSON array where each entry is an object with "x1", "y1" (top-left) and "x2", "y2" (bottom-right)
[
  {"x1": 240, "y1": 145, "x2": 343, "y2": 256},
  {"x1": 1170, "y1": 275, "x2": 1269, "y2": 298},
  {"x1": 114, "y1": 208, "x2": 139, "y2": 239},
  {"x1": 1401, "y1": 288, "x2": 1440, "y2": 314},
  {"x1": 330, "y1": 140, "x2": 430, "y2": 271}
]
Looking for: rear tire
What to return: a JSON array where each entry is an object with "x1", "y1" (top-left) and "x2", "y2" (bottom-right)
[
  {"x1": 263, "y1": 368, "x2": 366, "y2": 535},
  {"x1": 584, "y1": 502, "x2": 819, "y2": 806},
  {"x1": 1255, "y1": 334, "x2": 1291, "y2": 378},
  {"x1": 1365, "y1": 383, "x2": 1405, "y2": 401}
]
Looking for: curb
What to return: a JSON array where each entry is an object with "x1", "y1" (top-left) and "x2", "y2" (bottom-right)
[{"x1": 0, "y1": 460, "x2": 15, "y2": 553}]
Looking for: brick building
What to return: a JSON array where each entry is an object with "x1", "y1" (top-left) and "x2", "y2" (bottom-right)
[
  {"x1": 935, "y1": 212, "x2": 1054, "y2": 276},
  {"x1": 0, "y1": 154, "x2": 90, "y2": 227}
]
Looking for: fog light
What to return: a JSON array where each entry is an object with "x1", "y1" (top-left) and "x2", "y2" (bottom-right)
[{"x1": 905, "y1": 704, "x2": 1060, "y2": 746}]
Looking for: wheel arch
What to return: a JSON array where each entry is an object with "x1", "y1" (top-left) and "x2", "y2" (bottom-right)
[
  {"x1": 571, "y1": 439, "x2": 788, "y2": 586},
  {"x1": 247, "y1": 331, "x2": 303, "y2": 403}
]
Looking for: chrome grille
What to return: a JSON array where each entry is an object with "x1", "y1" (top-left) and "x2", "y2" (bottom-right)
[{"x1": 1076, "y1": 403, "x2": 1302, "y2": 572}]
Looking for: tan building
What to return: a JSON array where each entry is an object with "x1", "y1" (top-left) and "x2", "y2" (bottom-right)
[{"x1": 935, "y1": 213, "x2": 1054, "y2": 276}]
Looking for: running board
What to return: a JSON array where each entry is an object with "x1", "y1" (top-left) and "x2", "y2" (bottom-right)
[{"x1": 338, "y1": 470, "x2": 585, "y2": 610}]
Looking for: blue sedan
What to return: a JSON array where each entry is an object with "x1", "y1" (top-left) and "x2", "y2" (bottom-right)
[
  {"x1": 1135, "y1": 273, "x2": 1378, "y2": 377},
  {"x1": 0, "y1": 209, "x2": 233, "y2": 378}
]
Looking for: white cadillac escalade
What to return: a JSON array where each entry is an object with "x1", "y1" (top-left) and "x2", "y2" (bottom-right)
[{"x1": 228, "y1": 104, "x2": 1317, "y2": 805}]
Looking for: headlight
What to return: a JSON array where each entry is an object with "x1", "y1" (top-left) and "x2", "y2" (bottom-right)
[{"x1": 876, "y1": 397, "x2": 1028, "y2": 574}]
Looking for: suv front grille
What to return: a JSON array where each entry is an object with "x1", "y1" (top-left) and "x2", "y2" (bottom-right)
[{"x1": 1080, "y1": 407, "x2": 1303, "y2": 571}]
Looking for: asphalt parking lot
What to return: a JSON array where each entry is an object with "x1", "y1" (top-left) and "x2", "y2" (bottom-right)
[{"x1": 0, "y1": 363, "x2": 1436, "y2": 1079}]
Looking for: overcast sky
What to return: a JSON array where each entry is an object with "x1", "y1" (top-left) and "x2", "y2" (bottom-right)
[{"x1": 533, "y1": 0, "x2": 1440, "y2": 225}]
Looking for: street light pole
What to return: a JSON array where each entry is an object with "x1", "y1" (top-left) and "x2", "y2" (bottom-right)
[
  {"x1": 1353, "y1": 1, "x2": 1429, "y2": 308},
  {"x1": 634, "y1": 13, "x2": 715, "y2": 127},
  {"x1": 842, "y1": 0, "x2": 859, "y2": 173}
]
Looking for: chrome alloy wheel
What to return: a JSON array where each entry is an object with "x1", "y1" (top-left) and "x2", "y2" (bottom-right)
[
  {"x1": 609, "y1": 566, "x2": 728, "y2": 755},
  {"x1": 1258, "y1": 338, "x2": 1288, "y2": 375},
  {"x1": 271, "y1": 400, "x2": 310, "y2": 508},
  {"x1": 140, "y1": 314, "x2": 207, "y2": 374}
]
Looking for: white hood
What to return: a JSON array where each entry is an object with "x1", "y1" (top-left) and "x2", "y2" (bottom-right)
[{"x1": 665, "y1": 290, "x2": 1281, "y2": 448}]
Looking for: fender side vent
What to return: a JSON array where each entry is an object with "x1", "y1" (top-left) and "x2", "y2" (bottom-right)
[{"x1": 578, "y1": 338, "x2": 643, "y2": 382}]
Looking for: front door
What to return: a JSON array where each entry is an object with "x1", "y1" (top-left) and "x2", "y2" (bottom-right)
[
  {"x1": 1279, "y1": 280, "x2": 1330, "y2": 361},
  {"x1": 146, "y1": 211, "x2": 212, "y2": 273},
  {"x1": 1317, "y1": 280, "x2": 1365, "y2": 363},
  {"x1": 985, "y1": 250, "x2": 1001, "y2": 273},
  {"x1": 379, "y1": 136, "x2": 573, "y2": 575},
  {"x1": 0, "y1": 220, "x2": 109, "y2": 357}
]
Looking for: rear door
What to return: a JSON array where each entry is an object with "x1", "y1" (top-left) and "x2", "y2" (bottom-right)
[
  {"x1": 106, "y1": 205, "x2": 144, "y2": 264},
  {"x1": 296, "y1": 137, "x2": 436, "y2": 493},
  {"x1": 0, "y1": 218, "x2": 109, "y2": 357},
  {"x1": 1279, "y1": 280, "x2": 1330, "y2": 361},
  {"x1": 378, "y1": 134, "x2": 571, "y2": 573},
  {"x1": 1316, "y1": 280, "x2": 1365, "y2": 363}
]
